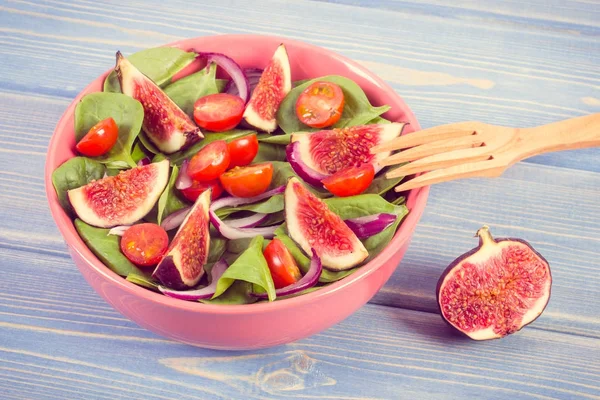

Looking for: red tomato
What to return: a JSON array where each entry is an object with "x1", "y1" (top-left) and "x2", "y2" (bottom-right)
[
  {"x1": 219, "y1": 163, "x2": 273, "y2": 198},
  {"x1": 180, "y1": 179, "x2": 223, "y2": 202},
  {"x1": 193, "y1": 93, "x2": 245, "y2": 132},
  {"x1": 295, "y1": 81, "x2": 345, "y2": 128},
  {"x1": 263, "y1": 238, "x2": 302, "y2": 289},
  {"x1": 321, "y1": 164, "x2": 375, "y2": 197},
  {"x1": 227, "y1": 134, "x2": 259, "y2": 168},
  {"x1": 120, "y1": 223, "x2": 169, "y2": 267},
  {"x1": 187, "y1": 140, "x2": 231, "y2": 181},
  {"x1": 76, "y1": 117, "x2": 119, "y2": 157}
]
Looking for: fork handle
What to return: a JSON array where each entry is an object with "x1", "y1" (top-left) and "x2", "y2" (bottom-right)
[{"x1": 518, "y1": 113, "x2": 600, "y2": 160}]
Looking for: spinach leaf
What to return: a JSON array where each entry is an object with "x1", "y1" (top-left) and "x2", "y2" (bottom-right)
[
  {"x1": 277, "y1": 75, "x2": 390, "y2": 134},
  {"x1": 131, "y1": 141, "x2": 148, "y2": 164},
  {"x1": 258, "y1": 211, "x2": 285, "y2": 227},
  {"x1": 74, "y1": 92, "x2": 144, "y2": 169},
  {"x1": 253, "y1": 143, "x2": 287, "y2": 163},
  {"x1": 200, "y1": 280, "x2": 257, "y2": 305},
  {"x1": 139, "y1": 131, "x2": 161, "y2": 155},
  {"x1": 216, "y1": 194, "x2": 283, "y2": 219},
  {"x1": 152, "y1": 153, "x2": 167, "y2": 163},
  {"x1": 52, "y1": 157, "x2": 105, "y2": 213},
  {"x1": 168, "y1": 130, "x2": 255, "y2": 165},
  {"x1": 269, "y1": 161, "x2": 331, "y2": 198},
  {"x1": 126, "y1": 271, "x2": 159, "y2": 290},
  {"x1": 106, "y1": 168, "x2": 120, "y2": 177},
  {"x1": 164, "y1": 63, "x2": 221, "y2": 117},
  {"x1": 104, "y1": 47, "x2": 196, "y2": 92},
  {"x1": 226, "y1": 238, "x2": 254, "y2": 255},
  {"x1": 364, "y1": 165, "x2": 406, "y2": 196},
  {"x1": 208, "y1": 237, "x2": 227, "y2": 264},
  {"x1": 212, "y1": 236, "x2": 276, "y2": 302},
  {"x1": 390, "y1": 195, "x2": 406, "y2": 205},
  {"x1": 156, "y1": 165, "x2": 187, "y2": 225},
  {"x1": 257, "y1": 133, "x2": 293, "y2": 145},
  {"x1": 74, "y1": 219, "x2": 145, "y2": 277}
]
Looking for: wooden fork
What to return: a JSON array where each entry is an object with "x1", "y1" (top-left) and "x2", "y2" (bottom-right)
[{"x1": 370, "y1": 113, "x2": 600, "y2": 192}]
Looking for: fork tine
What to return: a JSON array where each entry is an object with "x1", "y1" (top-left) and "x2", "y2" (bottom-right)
[
  {"x1": 370, "y1": 121, "x2": 480, "y2": 154},
  {"x1": 378, "y1": 135, "x2": 485, "y2": 167},
  {"x1": 393, "y1": 159, "x2": 505, "y2": 192},
  {"x1": 385, "y1": 147, "x2": 491, "y2": 179}
]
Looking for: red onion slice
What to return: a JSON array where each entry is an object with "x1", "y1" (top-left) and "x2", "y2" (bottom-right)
[
  {"x1": 252, "y1": 249, "x2": 322, "y2": 299},
  {"x1": 225, "y1": 68, "x2": 262, "y2": 98},
  {"x1": 344, "y1": 213, "x2": 397, "y2": 239},
  {"x1": 160, "y1": 206, "x2": 192, "y2": 231},
  {"x1": 175, "y1": 159, "x2": 192, "y2": 190},
  {"x1": 107, "y1": 225, "x2": 131, "y2": 236},
  {"x1": 197, "y1": 52, "x2": 249, "y2": 102},
  {"x1": 159, "y1": 259, "x2": 229, "y2": 301},
  {"x1": 209, "y1": 209, "x2": 278, "y2": 240},
  {"x1": 210, "y1": 186, "x2": 285, "y2": 211},
  {"x1": 226, "y1": 213, "x2": 268, "y2": 228},
  {"x1": 137, "y1": 157, "x2": 150, "y2": 166},
  {"x1": 286, "y1": 141, "x2": 328, "y2": 187}
]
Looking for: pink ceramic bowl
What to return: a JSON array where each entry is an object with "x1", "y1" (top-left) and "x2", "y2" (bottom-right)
[{"x1": 45, "y1": 34, "x2": 429, "y2": 350}]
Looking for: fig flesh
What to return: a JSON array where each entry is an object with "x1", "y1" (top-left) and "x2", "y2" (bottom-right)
[
  {"x1": 152, "y1": 188, "x2": 211, "y2": 290},
  {"x1": 115, "y1": 51, "x2": 203, "y2": 154},
  {"x1": 288, "y1": 123, "x2": 406, "y2": 186},
  {"x1": 243, "y1": 44, "x2": 292, "y2": 132},
  {"x1": 436, "y1": 226, "x2": 552, "y2": 340},
  {"x1": 68, "y1": 160, "x2": 169, "y2": 228},
  {"x1": 285, "y1": 177, "x2": 368, "y2": 271}
]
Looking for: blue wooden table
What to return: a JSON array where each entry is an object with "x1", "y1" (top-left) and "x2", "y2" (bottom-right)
[{"x1": 1, "y1": 0, "x2": 599, "y2": 398}]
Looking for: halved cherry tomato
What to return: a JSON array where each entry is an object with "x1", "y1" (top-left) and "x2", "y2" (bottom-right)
[
  {"x1": 219, "y1": 162, "x2": 273, "y2": 198},
  {"x1": 193, "y1": 93, "x2": 245, "y2": 132},
  {"x1": 322, "y1": 163, "x2": 375, "y2": 197},
  {"x1": 76, "y1": 117, "x2": 119, "y2": 157},
  {"x1": 120, "y1": 223, "x2": 169, "y2": 267},
  {"x1": 180, "y1": 179, "x2": 223, "y2": 202},
  {"x1": 263, "y1": 238, "x2": 302, "y2": 289},
  {"x1": 227, "y1": 134, "x2": 259, "y2": 168},
  {"x1": 187, "y1": 140, "x2": 231, "y2": 181},
  {"x1": 295, "y1": 81, "x2": 345, "y2": 128}
]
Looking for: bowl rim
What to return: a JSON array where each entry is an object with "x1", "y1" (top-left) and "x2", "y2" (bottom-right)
[{"x1": 44, "y1": 33, "x2": 429, "y2": 315}]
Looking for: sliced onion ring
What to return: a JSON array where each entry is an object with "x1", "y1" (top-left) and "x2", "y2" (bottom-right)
[
  {"x1": 197, "y1": 52, "x2": 249, "y2": 102},
  {"x1": 225, "y1": 68, "x2": 262, "y2": 98},
  {"x1": 286, "y1": 141, "x2": 328, "y2": 187},
  {"x1": 175, "y1": 159, "x2": 192, "y2": 190},
  {"x1": 158, "y1": 259, "x2": 229, "y2": 301},
  {"x1": 344, "y1": 213, "x2": 397, "y2": 240},
  {"x1": 226, "y1": 213, "x2": 269, "y2": 228},
  {"x1": 252, "y1": 249, "x2": 322, "y2": 299},
  {"x1": 107, "y1": 225, "x2": 132, "y2": 236},
  {"x1": 137, "y1": 157, "x2": 150, "y2": 166},
  {"x1": 160, "y1": 206, "x2": 192, "y2": 231},
  {"x1": 210, "y1": 186, "x2": 285, "y2": 211}
]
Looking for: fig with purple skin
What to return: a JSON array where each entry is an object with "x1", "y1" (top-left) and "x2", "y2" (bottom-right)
[
  {"x1": 243, "y1": 44, "x2": 292, "y2": 133},
  {"x1": 68, "y1": 160, "x2": 170, "y2": 228},
  {"x1": 152, "y1": 188, "x2": 211, "y2": 290},
  {"x1": 436, "y1": 226, "x2": 552, "y2": 341},
  {"x1": 115, "y1": 51, "x2": 203, "y2": 154},
  {"x1": 287, "y1": 123, "x2": 407, "y2": 186},
  {"x1": 285, "y1": 177, "x2": 368, "y2": 271}
]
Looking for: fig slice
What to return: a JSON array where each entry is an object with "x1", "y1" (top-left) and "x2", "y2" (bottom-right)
[
  {"x1": 115, "y1": 51, "x2": 203, "y2": 154},
  {"x1": 68, "y1": 160, "x2": 170, "y2": 228},
  {"x1": 436, "y1": 226, "x2": 552, "y2": 341},
  {"x1": 242, "y1": 44, "x2": 292, "y2": 133},
  {"x1": 152, "y1": 188, "x2": 211, "y2": 290},
  {"x1": 285, "y1": 177, "x2": 368, "y2": 271},
  {"x1": 288, "y1": 123, "x2": 407, "y2": 186}
]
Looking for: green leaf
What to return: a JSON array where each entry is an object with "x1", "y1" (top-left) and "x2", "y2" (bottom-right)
[
  {"x1": 139, "y1": 131, "x2": 161, "y2": 155},
  {"x1": 152, "y1": 153, "x2": 167, "y2": 163},
  {"x1": 74, "y1": 92, "x2": 144, "y2": 169},
  {"x1": 364, "y1": 165, "x2": 407, "y2": 196},
  {"x1": 257, "y1": 133, "x2": 293, "y2": 145},
  {"x1": 390, "y1": 195, "x2": 406, "y2": 205},
  {"x1": 126, "y1": 271, "x2": 159, "y2": 290},
  {"x1": 216, "y1": 194, "x2": 284, "y2": 219},
  {"x1": 208, "y1": 237, "x2": 227, "y2": 264},
  {"x1": 104, "y1": 47, "x2": 196, "y2": 92},
  {"x1": 212, "y1": 236, "x2": 276, "y2": 302},
  {"x1": 200, "y1": 280, "x2": 257, "y2": 305},
  {"x1": 164, "y1": 63, "x2": 221, "y2": 117},
  {"x1": 277, "y1": 75, "x2": 391, "y2": 134},
  {"x1": 51, "y1": 157, "x2": 105, "y2": 213},
  {"x1": 156, "y1": 165, "x2": 187, "y2": 225},
  {"x1": 252, "y1": 143, "x2": 287, "y2": 163},
  {"x1": 74, "y1": 219, "x2": 145, "y2": 277},
  {"x1": 258, "y1": 211, "x2": 285, "y2": 227},
  {"x1": 168, "y1": 130, "x2": 256, "y2": 165},
  {"x1": 269, "y1": 161, "x2": 331, "y2": 198}
]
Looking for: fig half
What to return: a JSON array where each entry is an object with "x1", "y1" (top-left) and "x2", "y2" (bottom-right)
[{"x1": 436, "y1": 226, "x2": 552, "y2": 340}]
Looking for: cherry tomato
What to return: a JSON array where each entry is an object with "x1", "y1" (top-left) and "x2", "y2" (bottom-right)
[
  {"x1": 321, "y1": 163, "x2": 375, "y2": 197},
  {"x1": 295, "y1": 81, "x2": 345, "y2": 128},
  {"x1": 219, "y1": 163, "x2": 273, "y2": 198},
  {"x1": 263, "y1": 238, "x2": 302, "y2": 289},
  {"x1": 187, "y1": 140, "x2": 231, "y2": 181},
  {"x1": 76, "y1": 117, "x2": 119, "y2": 157},
  {"x1": 193, "y1": 93, "x2": 245, "y2": 132},
  {"x1": 120, "y1": 223, "x2": 169, "y2": 267},
  {"x1": 180, "y1": 179, "x2": 223, "y2": 202},
  {"x1": 227, "y1": 134, "x2": 259, "y2": 168}
]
